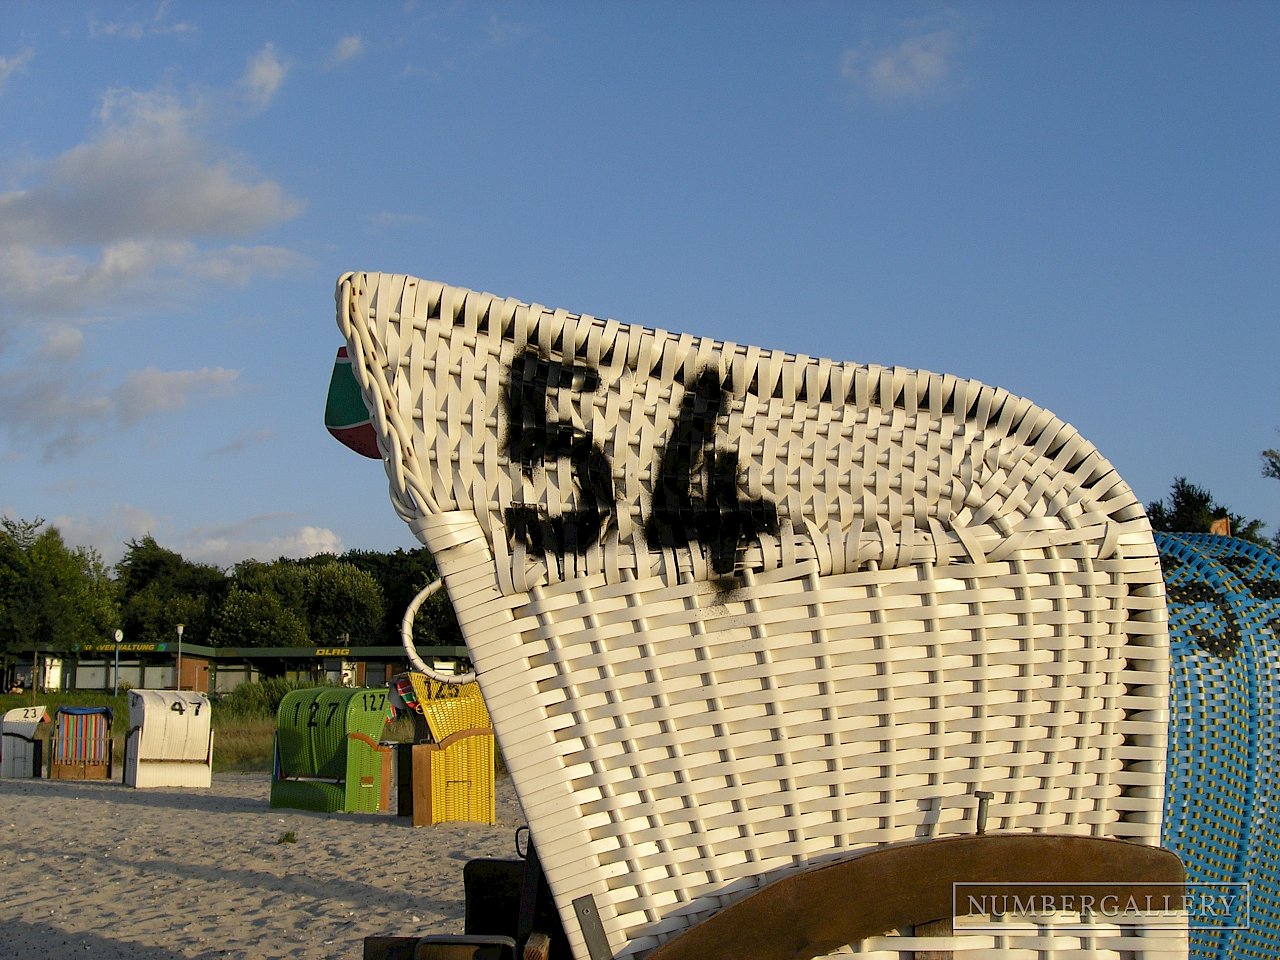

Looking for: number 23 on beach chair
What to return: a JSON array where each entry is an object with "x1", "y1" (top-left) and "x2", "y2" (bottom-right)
[{"x1": 333, "y1": 273, "x2": 1186, "y2": 960}]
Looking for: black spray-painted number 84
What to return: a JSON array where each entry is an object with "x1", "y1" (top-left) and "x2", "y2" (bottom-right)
[{"x1": 502, "y1": 349, "x2": 777, "y2": 576}]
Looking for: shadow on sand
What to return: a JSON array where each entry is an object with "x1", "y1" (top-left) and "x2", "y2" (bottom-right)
[{"x1": 2, "y1": 919, "x2": 188, "y2": 960}]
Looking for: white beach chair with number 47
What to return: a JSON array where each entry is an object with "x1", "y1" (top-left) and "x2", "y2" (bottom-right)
[
  {"x1": 335, "y1": 272, "x2": 1187, "y2": 960},
  {"x1": 124, "y1": 690, "x2": 213, "y2": 789}
]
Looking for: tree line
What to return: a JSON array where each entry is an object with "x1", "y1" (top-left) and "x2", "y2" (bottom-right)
[
  {"x1": 0, "y1": 522, "x2": 460, "y2": 663},
  {"x1": 1, "y1": 448, "x2": 1275, "y2": 663}
]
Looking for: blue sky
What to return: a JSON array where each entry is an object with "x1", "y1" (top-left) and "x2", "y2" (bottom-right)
[{"x1": 1, "y1": 1, "x2": 1276, "y2": 569}]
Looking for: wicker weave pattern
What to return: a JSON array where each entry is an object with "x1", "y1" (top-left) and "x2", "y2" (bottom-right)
[
  {"x1": 337, "y1": 273, "x2": 1172, "y2": 960},
  {"x1": 1158, "y1": 533, "x2": 1280, "y2": 960},
  {"x1": 406, "y1": 675, "x2": 491, "y2": 740}
]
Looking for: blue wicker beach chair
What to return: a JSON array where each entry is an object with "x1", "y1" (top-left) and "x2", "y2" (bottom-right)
[
  {"x1": 336, "y1": 273, "x2": 1187, "y2": 960},
  {"x1": 1158, "y1": 533, "x2": 1280, "y2": 959}
]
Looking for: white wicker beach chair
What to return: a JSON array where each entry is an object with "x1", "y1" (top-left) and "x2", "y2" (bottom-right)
[
  {"x1": 337, "y1": 273, "x2": 1185, "y2": 960},
  {"x1": 123, "y1": 690, "x2": 214, "y2": 789}
]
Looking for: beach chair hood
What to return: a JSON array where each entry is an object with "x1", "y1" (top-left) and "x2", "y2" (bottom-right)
[{"x1": 334, "y1": 272, "x2": 1174, "y2": 960}]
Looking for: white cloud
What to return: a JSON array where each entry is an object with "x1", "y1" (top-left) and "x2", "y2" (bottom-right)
[
  {"x1": 327, "y1": 35, "x2": 365, "y2": 69},
  {"x1": 0, "y1": 71, "x2": 305, "y2": 322},
  {"x1": 0, "y1": 47, "x2": 34, "y2": 96},
  {"x1": 51, "y1": 505, "x2": 162, "y2": 566},
  {"x1": 240, "y1": 43, "x2": 288, "y2": 111},
  {"x1": 841, "y1": 26, "x2": 962, "y2": 102},
  {"x1": 0, "y1": 362, "x2": 113, "y2": 461},
  {"x1": 191, "y1": 245, "x2": 308, "y2": 283},
  {"x1": 88, "y1": 1, "x2": 197, "y2": 41},
  {"x1": 0, "y1": 105, "x2": 300, "y2": 245},
  {"x1": 209, "y1": 426, "x2": 276, "y2": 457},
  {"x1": 0, "y1": 240, "x2": 306, "y2": 318},
  {"x1": 180, "y1": 519, "x2": 345, "y2": 567},
  {"x1": 0, "y1": 360, "x2": 240, "y2": 460},
  {"x1": 37, "y1": 326, "x2": 84, "y2": 361},
  {"x1": 96, "y1": 84, "x2": 195, "y2": 131},
  {"x1": 30, "y1": 508, "x2": 342, "y2": 569},
  {"x1": 112, "y1": 366, "x2": 239, "y2": 426}
]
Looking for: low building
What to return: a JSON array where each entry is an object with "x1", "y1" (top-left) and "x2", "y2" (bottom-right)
[{"x1": 7, "y1": 642, "x2": 470, "y2": 695}]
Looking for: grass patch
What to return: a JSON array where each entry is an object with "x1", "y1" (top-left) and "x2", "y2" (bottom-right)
[{"x1": 211, "y1": 715, "x2": 277, "y2": 772}]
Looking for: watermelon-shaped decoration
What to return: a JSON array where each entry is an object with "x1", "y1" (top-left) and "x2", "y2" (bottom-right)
[
  {"x1": 1158, "y1": 532, "x2": 1280, "y2": 959},
  {"x1": 325, "y1": 346, "x2": 381, "y2": 458}
]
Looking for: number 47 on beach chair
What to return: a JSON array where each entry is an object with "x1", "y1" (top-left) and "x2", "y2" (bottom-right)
[{"x1": 333, "y1": 273, "x2": 1187, "y2": 960}]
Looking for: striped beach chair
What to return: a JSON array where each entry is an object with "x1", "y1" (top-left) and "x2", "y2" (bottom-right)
[
  {"x1": 336, "y1": 273, "x2": 1186, "y2": 960},
  {"x1": 48, "y1": 705, "x2": 113, "y2": 780}
]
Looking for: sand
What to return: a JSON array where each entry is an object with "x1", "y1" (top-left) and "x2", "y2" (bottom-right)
[{"x1": 0, "y1": 772, "x2": 527, "y2": 960}]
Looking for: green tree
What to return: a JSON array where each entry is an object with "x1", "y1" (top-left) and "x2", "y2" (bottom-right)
[
  {"x1": 1263, "y1": 446, "x2": 1280, "y2": 550},
  {"x1": 302, "y1": 560, "x2": 385, "y2": 647},
  {"x1": 0, "y1": 518, "x2": 119, "y2": 663},
  {"x1": 209, "y1": 586, "x2": 308, "y2": 648},
  {"x1": 217, "y1": 557, "x2": 385, "y2": 648},
  {"x1": 115, "y1": 535, "x2": 227, "y2": 646},
  {"x1": 230, "y1": 559, "x2": 309, "y2": 611},
  {"x1": 1147, "y1": 477, "x2": 1266, "y2": 543},
  {"x1": 340, "y1": 547, "x2": 461, "y2": 648}
]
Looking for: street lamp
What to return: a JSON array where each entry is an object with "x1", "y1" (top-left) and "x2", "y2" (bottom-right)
[
  {"x1": 113, "y1": 629, "x2": 123, "y2": 693},
  {"x1": 175, "y1": 624, "x2": 184, "y2": 690}
]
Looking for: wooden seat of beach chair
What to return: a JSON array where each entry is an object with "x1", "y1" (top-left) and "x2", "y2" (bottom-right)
[
  {"x1": 48, "y1": 705, "x2": 113, "y2": 781},
  {"x1": 335, "y1": 273, "x2": 1183, "y2": 960}
]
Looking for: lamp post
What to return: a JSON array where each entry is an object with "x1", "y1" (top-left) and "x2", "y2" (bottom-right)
[
  {"x1": 175, "y1": 623, "x2": 184, "y2": 690},
  {"x1": 113, "y1": 629, "x2": 123, "y2": 693}
]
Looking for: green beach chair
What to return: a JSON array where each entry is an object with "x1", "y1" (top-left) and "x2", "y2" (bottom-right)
[{"x1": 270, "y1": 687, "x2": 390, "y2": 813}]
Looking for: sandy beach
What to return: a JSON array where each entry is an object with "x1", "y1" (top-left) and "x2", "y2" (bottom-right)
[{"x1": 0, "y1": 772, "x2": 527, "y2": 960}]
